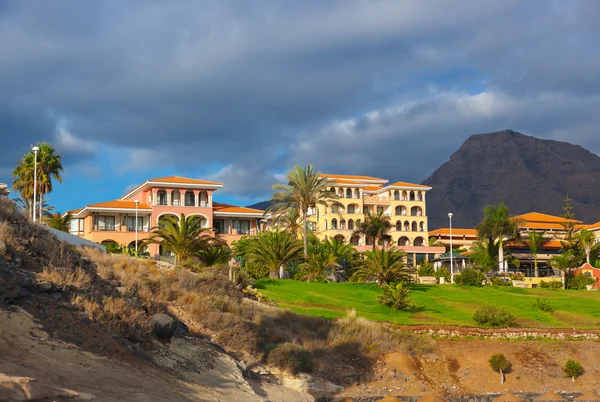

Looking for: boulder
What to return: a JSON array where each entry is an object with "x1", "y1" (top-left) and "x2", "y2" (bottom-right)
[
  {"x1": 272, "y1": 369, "x2": 343, "y2": 399},
  {"x1": 149, "y1": 313, "x2": 177, "y2": 339},
  {"x1": 326, "y1": 270, "x2": 347, "y2": 283},
  {"x1": 37, "y1": 280, "x2": 54, "y2": 293},
  {"x1": 419, "y1": 276, "x2": 437, "y2": 285}
]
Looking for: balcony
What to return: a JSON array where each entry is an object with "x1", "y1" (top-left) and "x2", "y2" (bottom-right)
[{"x1": 363, "y1": 195, "x2": 390, "y2": 205}]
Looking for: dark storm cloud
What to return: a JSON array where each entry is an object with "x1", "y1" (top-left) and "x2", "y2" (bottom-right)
[{"x1": 1, "y1": 0, "x2": 599, "y2": 197}]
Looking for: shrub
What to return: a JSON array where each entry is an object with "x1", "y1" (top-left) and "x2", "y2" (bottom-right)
[
  {"x1": 473, "y1": 305, "x2": 516, "y2": 327},
  {"x1": 566, "y1": 273, "x2": 596, "y2": 290},
  {"x1": 534, "y1": 298, "x2": 554, "y2": 312},
  {"x1": 377, "y1": 283, "x2": 414, "y2": 311},
  {"x1": 267, "y1": 343, "x2": 313, "y2": 374},
  {"x1": 417, "y1": 261, "x2": 435, "y2": 277},
  {"x1": 489, "y1": 353, "x2": 511, "y2": 384},
  {"x1": 455, "y1": 268, "x2": 485, "y2": 286},
  {"x1": 508, "y1": 272, "x2": 525, "y2": 281},
  {"x1": 435, "y1": 267, "x2": 451, "y2": 283},
  {"x1": 563, "y1": 359, "x2": 583, "y2": 381},
  {"x1": 539, "y1": 279, "x2": 562, "y2": 289},
  {"x1": 490, "y1": 276, "x2": 512, "y2": 286},
  {"x1": 243, "y1": 262, "x2": 270, "y2": 280}
]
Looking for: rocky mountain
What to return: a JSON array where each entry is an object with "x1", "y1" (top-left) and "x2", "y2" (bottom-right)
[{"x1": 422, "y1": 130, "x2": 600, "y2": 229}]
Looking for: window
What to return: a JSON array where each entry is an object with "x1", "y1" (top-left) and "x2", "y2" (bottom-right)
[
  {"x1": 185, "y1": 191, "x2": 195, "y2": 206},
  {"x1": 348, "y1": 205, "x2": 356, "y2": 214},
  {"x1": 214, "y1": 219, "x2": 224, "y2": 234},
  {"x1": 236, "y1": 220, "x2": 250, "y2": 234},
  {"x1": 69, "y1": 219, "x2": 83, "y2": 234},
  {"x1": 346, "y1": 188, "x2": 353, "y2": 198},
  {"x1": 127, "y1": 217, "x2": 144, "y2": 231},
  {"x1": 97, "y1": 216, "x2": 115, "y2": 231},
  {"x1": 157, "y1": 191, "x2": 167, "y2": 206}
]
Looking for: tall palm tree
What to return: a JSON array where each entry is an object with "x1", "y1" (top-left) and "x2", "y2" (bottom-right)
[
  {"x1": 352, "y1": 210, "x2": 392, "y2": 251},
  {"x1": 576, "y1": 229, "x2": 596, "y2": 265},
  {"x1": 298, "y1": 247, "x2": 341, "y2": 283},
  {"x1": 145, "y1": 214, "x2": 218, "y2": 266},
  {"x1": 351, "y1": 247, "x2": 410, "y2": 286},
  {"x1": 13, "y1": 143, "x2": 63, "y2": 222},
  {"x1": 15, "y1": 196, "x2": 55, "y2": 219},
  {"x1": 522, "y1": 230, "x2": 550, "y2": 277},
  {"x1": 45, "y1": 212, "x2": 72, "y2": 232},
  {"x1": 469, "y1": 239, "x2": 499, "y2": 272},
  {"x1": 245, "y1": 230, "x2": 303, "y2": 277},
  {"x1": 276, "y1": 207, "x2": 303, "y2": 237},
  {"x1": 476, "y1": 204, "x2": 521, "y2": 272},
  {"x1": 267, "y1": 165, "x2": 339, "y2": 257}
]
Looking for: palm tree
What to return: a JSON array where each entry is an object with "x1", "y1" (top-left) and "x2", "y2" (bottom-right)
[
  {"x1": 576, "y1": 229, "x2": 596, "y2": 265},
  {"x1": 298, "y1": 248, "x2": 341, "y2": 283},
  {"x1": 324, "y1": 237, "x2": 358, "y2": 266},
  {"x1": 522, "y1": 230, "x2": 550, "y2": 277},
  {"x1": 469, "y1": 239, "x2": 498, "y2": 272},
  {"x1": 353, "y1": 210, "x2": 392, "y2": 251},
  {"x1": 15, "y1": 196, "x2": 55, "y2": 219},
  {"x1": 377, "y1": 283, "x2": 414, "y2": 310},
  {"x1": 352, "y1": 247, "x2": 410, "y2": 286},
  {"x1": 245, "y1": 230, "x2": 303, "y2": 278},
  {"x1": 267, "y1": 165, "x2": 339, "y2": 257},
  {"x1": 476, "y1": 204, "x2": 521, "y2": 272},
  {"x1": 276, "y1": 207, "x2": 303, "y2": 237},
  {"x1": 144, "y1": 214, "x2": 218, "y2": 266},
  {"x1": 45, "y1": 212, "x2": 72, "y2": 232},
  {"x1": 197, "y1": 244, "x2": 232, "y2": 267},
  {"x1": 13, "y1": 143, "x2": 63, "y2": 222}
]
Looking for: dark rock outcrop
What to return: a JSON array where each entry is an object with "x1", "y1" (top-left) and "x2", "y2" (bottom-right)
[{"x1": 149, "y1": 313, "x2": 177, "y2": 340}]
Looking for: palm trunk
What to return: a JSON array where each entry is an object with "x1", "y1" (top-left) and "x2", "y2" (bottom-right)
[
  {"x1": 302, "y1": 207, "x2": 308, "y2": 258},
  {"x1": 498, "y1": 239, "x2": 504, "y2": 272},
  {"x1": 372, "y1": 237, "x2": 376, "y2": 251},
  {"x1": 534, "y1": 255, "x2": 539, "y2": 278},
  {"x1": 39, "y1": 191, "x2": 44, "y2": 223},
  {"x1": 572, "y1": 376, "x2": 575, "y2": 382},
  {"x1": 586, "y1": 248, "x2": 590, "y2": 265},
  {"x1": 500, "y1": 369, "x2": 504, "y2": 384},
  {"x1": 561, "y1": 270, "x2": 566, "y2": 289}
]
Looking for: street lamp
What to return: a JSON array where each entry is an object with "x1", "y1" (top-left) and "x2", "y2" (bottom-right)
[
  {"x1": 32, "y1": 146, "x2": 39, "y2": 222},
  {"x1": 134, "y1": 200, "x2": 139, "y2": 256},
  {"x1": 448, "y1": 212, "x2": 454, "y2": 283}
]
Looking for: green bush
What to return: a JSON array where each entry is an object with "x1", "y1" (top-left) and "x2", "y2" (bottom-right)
[
  {"x1": 563, "y1": 359, "x2": 583, "y2": 381},
  {"x1": 534, "y1": 298, "x2": 554, "y2": 312},
  {"x1": 473, "y1": 305, "x2": 516, "y2": 327},
  {"x1": 566, "y1": 273, "x2": 596, "y2": 290},
  {"x1": 377, "y1": 283, "x2": 414, "y2": 311},
  {"x1": 455, "y1": 268, "x2": 485, "y2": 286},
  {"x1": 267, "y1": 343, "x2": 313, "y2": 374},
  {"x1": 417, "y1": 262, "x2": 435, "y2": 277},
  {"x1": 539, "y1": 279, "x2": 562, "y2": 289},
  {"x1": 490, "y1": 277, "x2": 512, "y2": 286},
  {"x1": 243, "y1": 262, "x2": 270, "y2": 279},
  {"x1": 435, "y1": 267, "x2": 451, "y2": 283},
  {"x1": 508, "y1": 272, "x2": 525, "y2": 281}
]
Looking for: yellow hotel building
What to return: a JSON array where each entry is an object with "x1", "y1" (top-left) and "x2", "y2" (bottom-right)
[{"x1": 308, "y1": 174, "x2": 444, "y2": 262}]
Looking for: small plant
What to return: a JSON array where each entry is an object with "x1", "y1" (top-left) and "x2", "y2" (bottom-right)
[
  {"x1": 489, "y1": 353, "x2": 511, "y2": 384},
  {"x1": 490, "y1": 276, "x2": 512, "y2": 286},
  {"x1": 509, "y1": 272, "x2": 525, "y2": 281},
  {"x1": 563, "y1": 359, "x2": 583, "y2": 382},
  {"x1": 473, "y1": 305, "x2": 516, "y2": 327},
  {"x1": 377, "y1": 283, "x2": 414, "y2": 311},
  {"x1": 565, "y1": 273, "x2": 596, "y2": 290},
  {"x1": 539, "y1": 279, "x2": 562, "y2": 289},
  {"x1": 267, "y1": 343, "x2": 313, "y2": 375},
  {"x1": 455, "y1": 268, "x2": 485, "y2": 286},
  {"x1": 417, "y1": 261, "x2": 435, "y2": 277},
  {"x1": 435, "y1": 267, "x2": 451, "y2": 283},
  {"x1": 534, "y1": 298, "x2": 554, "y2": 312}
]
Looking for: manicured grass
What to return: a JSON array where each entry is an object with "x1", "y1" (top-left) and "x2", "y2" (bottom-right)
[{"x1": 255, "y1": 279, "x2": 600, "y2": 329}]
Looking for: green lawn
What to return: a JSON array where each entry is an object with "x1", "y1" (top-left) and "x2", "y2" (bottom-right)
[{"x1": 255, "y1": 279, "x2": 600, "y2": 329}]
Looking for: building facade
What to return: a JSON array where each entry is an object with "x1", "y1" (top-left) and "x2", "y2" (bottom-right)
[
  {"x1": 67, "y1": 176, "x2": 265, "y2": 257},
  {"x1": 307, "y1": 174, "x2": 443, "y2": 264}
]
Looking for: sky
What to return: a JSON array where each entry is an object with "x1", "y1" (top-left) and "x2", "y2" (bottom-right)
[{"x1": 1, "y1": 0, "x2": 600, "y2": 212}]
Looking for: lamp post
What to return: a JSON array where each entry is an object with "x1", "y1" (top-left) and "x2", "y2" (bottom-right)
[
  {"x1": 134, "y1": 200, "x2": 139, "y2": 256},
  {"x1": 32, "y1": 146, "x2": 39, "y2": 222},
  {"x1": 448, "y1": 212, "x2": 454, "y2": 283}
]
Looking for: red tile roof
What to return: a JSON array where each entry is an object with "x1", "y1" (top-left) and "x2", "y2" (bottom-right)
[
  {"x1": 148, "y1": 176, "x2": 222, "y2": 185},
  {"x1": 320, "y1": 174, "x2": 387, "y2": 182},
  {"x1": 213, "y1": 203, "x2": 264, "y2": 214},
  {"x1": 87, "y1": 200, "x2": 152, "y2": 210},
  {"x1": 388, "y1": 181, "x2": 431, "y2": 189},
  {"x1": 515, "y1": 212, "x2": 582, "y2": 224},
  {"x1": 429, "y1": 228, "x2": 478, "y2": 237}
]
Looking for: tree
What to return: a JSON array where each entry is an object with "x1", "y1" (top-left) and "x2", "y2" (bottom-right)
[
  {"x1": 13, "y1": 143, "x2": 63, "y2": 222},
  {"x1": 522, "y1": 230, "x2": 550, "y2": 277},
  {"x1": 563, "y1": 359, "x2": 583, "y2": 382},
  {"x1": 428, "y1": 236, "x2": 444, "y2": 247},
  {"x1": 14, "y1": 196, "x2": 55, "y2": 220},
  {"x1": 469, "y1": 240, "x2": 498, "y2": 272},
  {"x1": 244, "y1": 230, "x2": 303, "y2": 278},
  {"x1": 561, "y1": 194, "x2": 576, "y2": 241},
  {"x1": 549, "y1": 251, "x2": 576, "y2": 289},
  {"x1": 352, "y1": 247, "x2": 410, "y2": 286},
  {"x1": 45, "y1": 212, "x2": 72, "y2": 232},
  {"x1": 324, "y1": 237, "x2": 358, "y2": 273},
  {"x1": 476, "y1": 204, "x2": 521, "y2": 272},
  {"x1": 298, "y1": 247, "x2": 341, "y2": 283},
  {"x1": 276, "y1": 207, "x2": 303, "y2": 237},
  {"x1": 268, "y1": 165, "x2": 339, "y2": 257},
  {"x1": 576, "y1": 229, "x2": 596, "y2": 265},
  {"x1": 144, "y1": 214, "x2": 218, "y2": 266},
  {"x1": 378, "y1": 283, "x2": 414, "y2": 310},
  {"x1": 489, "y1": 353, "x2": 511, "y2": 384},
  {"x1": 197, "y1": 244, "x2": 232, "y2": 267},
  {"x1": 353, "y1": 210, "x2": 392, "y2": 251}
]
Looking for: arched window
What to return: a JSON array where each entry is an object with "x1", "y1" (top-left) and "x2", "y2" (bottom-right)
[
  {"x1": 393, "y1": 190, "x2": 400, "y2": 200},
  {"x1": 354, "y1": 189, "x2": 360, "y2": 198},
  {"x1": 350, "y1": 235, "x2": 360, "y2": 246},
  {"x1": 171, "y1": 190, "x2": 181, "y2": 206},
  {"x1": 348, "y1": 219, "x2": 354, "y2": 230},
  {"x1": 348, "y1": 204, "x2": 357, "y2": 214},
  {"x1": 334, "y1": 234, "x2": 345, "y2": 243},
  {"x1": 402, "y1": 191, "x2": 408, "y2": 201},
  {"x1": 324, "y1": 219, "x2": 328, "y2": 230},
  {"x1": 404, "y1": 221, "x2": 410, "y2": 231},
  {"x1": 414, "y1": 237, "x2": 424, "y2": 247},
  {"x1": 157, "y1": 190, "x2": 167, "y2": 206},
  {"x1": 395, "y1": 221, "x2": 401, "y2": 231},
  {"x1": 185, "y1": 191, "x2": 195, "y2": 206},
  {"x1": 356, "y1": 219, "x2": 362, "y2": 227},
  {"x1": 395, "y1": 206, "x2": 402, "y2": 215},
  {"x1": 417, "y1": 192, "x2": 423, "y2": 201},
  {"x1": 346, "y1": 188, "x2": 353, "y2": 198},
  {"x1": 412, "y1": 221, "x2": 418, "y2": 231},
  {"x1": 411, "y1": 206, "x2": 422, "y2": 216},
  {"x1": 338, "y1": 188, "x2": 344, "y2": 198},
  {"x1": 330, "y1": 187, "x2": 336, "y2": 194},
  {"x1": 340, "y1": 219, "x2": 346, "y2": 230},
  {"x1": 419, "y1": 222, "x2": 425, "y2": 231},
  {"x1": 331, "y1": 218, "x2": 338, "y2": 230},
  {"x1": 409, "y1": 191, "x2": 415, "y2": 201},
  {"x1": 398, "y1": 236, "x2": 410, "y2": 247}
]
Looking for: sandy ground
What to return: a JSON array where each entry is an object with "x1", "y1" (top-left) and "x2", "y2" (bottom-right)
[
  {"x1": 339, "y1": 339, "x2": 600, "y2": 400},
  {"x1": 0, "y1": 306, "x2": 313, "y2": 401}
]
